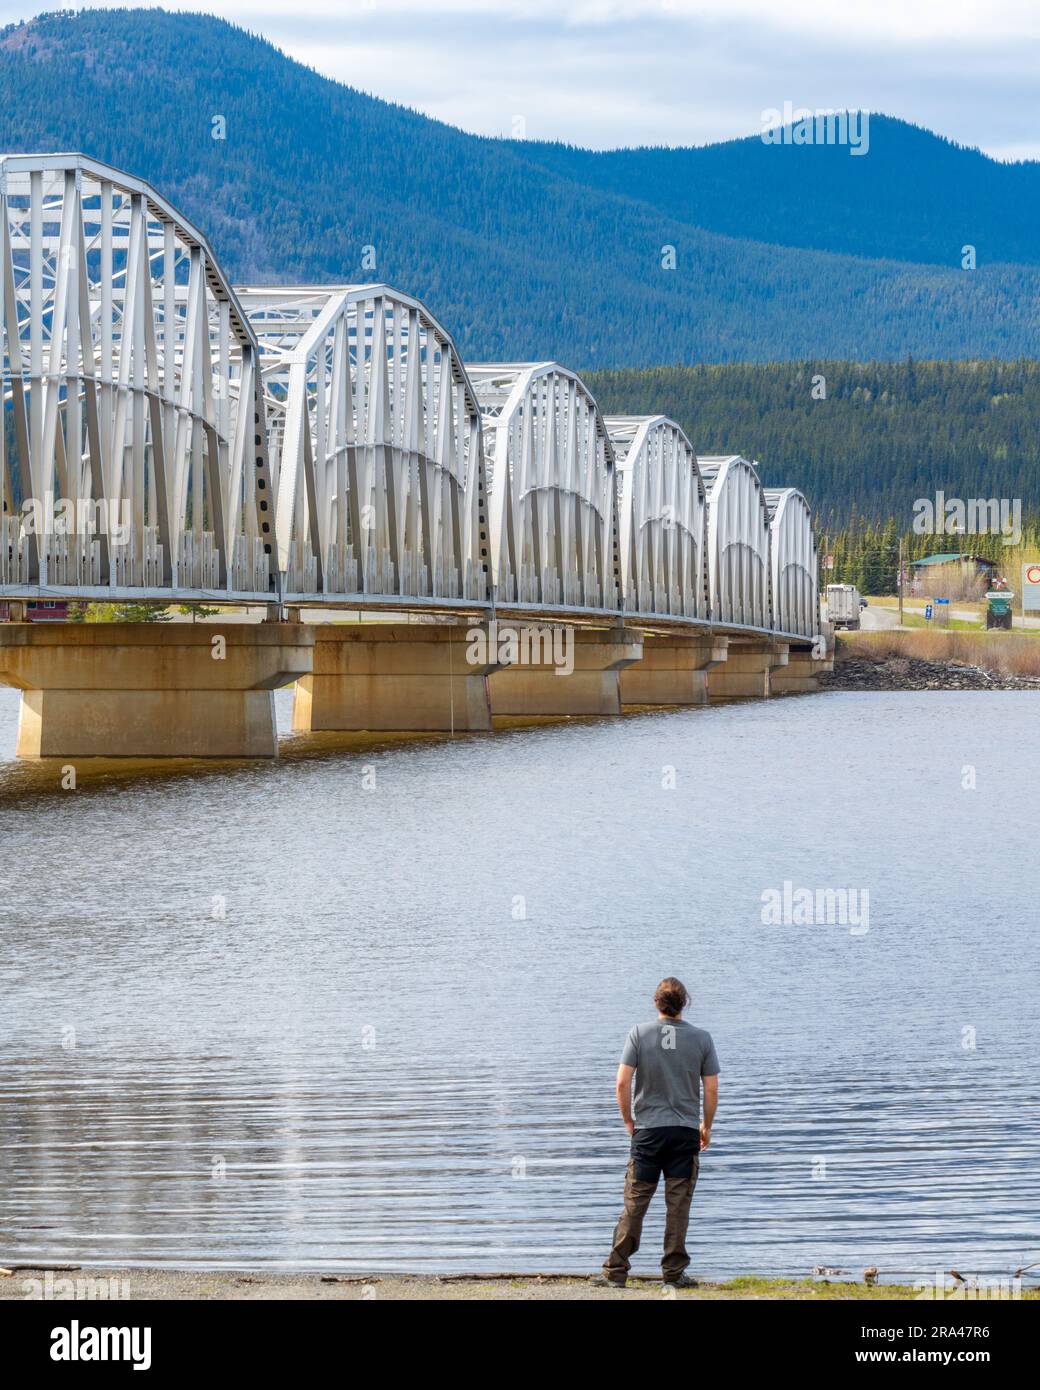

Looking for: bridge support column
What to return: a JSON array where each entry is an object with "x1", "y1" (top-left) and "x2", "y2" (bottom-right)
[
  {"x1": 292, "y1": 623, "x2": 499, "y2": 733},
  {"x1": 707, "y1": 640, "x2": 786, "y2": 700},
  {"x1": 620, "y1": 634, "x2": 728, "y2": 706},
  {"x1": 0, "y1": 622, "x2": 312, "y2": 758},
  {"x1": 770, "y1": 647, "x2": 832, "y2": 694},
  {"x1": 488, "y1": 626, "x2": 643, "y2": 717}
]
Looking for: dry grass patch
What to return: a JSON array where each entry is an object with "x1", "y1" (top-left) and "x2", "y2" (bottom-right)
[{"x1": 840, "y1": 630, "x2": 1040, "y2": 678}]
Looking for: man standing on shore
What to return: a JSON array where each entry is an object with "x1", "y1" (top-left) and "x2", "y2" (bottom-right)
[{"x1": 598, "y1": 977, "x2": 719, "y2": 1289}]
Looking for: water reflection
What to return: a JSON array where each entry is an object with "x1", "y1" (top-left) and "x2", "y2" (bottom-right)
[{"x1": 1, "y1": 687, "x2": 1037, "y2": 1276}]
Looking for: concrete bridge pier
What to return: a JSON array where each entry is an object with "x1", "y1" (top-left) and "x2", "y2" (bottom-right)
[
  {"x1": 292, "y1": 623, "x2": 500, "y2": 733},
  {"x1": 0, "y1": 623, "x2": 313, "y2": 758},
  {"x1": 771, "y1": 646, "x2": 832, "y2": 694},
  {"x1": 488, "y1": 625, "x2": 643, "y2": 717},
  {"x1": 620, "y1": 634, "x2": 728, "y2": 706},
  {"x1": 707, "y1": 639, "x2": 788, "y2": 700}
]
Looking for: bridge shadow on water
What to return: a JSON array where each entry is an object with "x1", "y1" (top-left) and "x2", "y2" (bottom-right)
[{"x1": 0, "y1": 696, "x2": 728, "y2": 805}]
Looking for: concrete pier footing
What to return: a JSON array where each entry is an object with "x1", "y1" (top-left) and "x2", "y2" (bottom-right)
[
  {"x1": 620, "y1": 635, "x2": 728, "y2": 706},
  {"x1": 770, "y1": 647, "x2": 832, "y2": 694},
  {"x1": 488, "y1": 626, "x2": 643, "y2": 717},
  {"x1": 292, "y1": 623, "x2": 498, "y2": 733},
  {"x1": 0, "y1": 622, "x2": 313, "y2": 757},
  {"x1": 707, "y1": 640, "x2": 788, "y2": 700}
]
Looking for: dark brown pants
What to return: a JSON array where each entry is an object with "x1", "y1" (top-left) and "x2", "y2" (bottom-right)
[{"x1": 603, "y1": 1154, "x2": 700, "y2": 1282}]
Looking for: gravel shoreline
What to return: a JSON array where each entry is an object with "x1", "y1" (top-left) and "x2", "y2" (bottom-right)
[{"x1": 823, "y1": 653, "x2": 1040, "y2": 692}]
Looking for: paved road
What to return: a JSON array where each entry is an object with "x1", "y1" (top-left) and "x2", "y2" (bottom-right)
[{"x1": 859, "y1": 605, "x2": 901, "y2": 631}]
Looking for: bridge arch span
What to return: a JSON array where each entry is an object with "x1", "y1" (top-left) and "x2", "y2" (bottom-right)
[
  {"x1": 697, "y1": 454, "x2": 771, "y2": 629},
  {"x1": 763, "y1": 487, "x2": 818, "y2": 639},
  {"x1": 468, "y1": 362, "x2": 621, "y2": 615},
  {"x1": 606, "y1": 415, "x2": 708, "y2": 622},
  {"x1": 0, "y1": 152, "x2": 272, "y2": 598},
  {"x1": 237, "y1": 284, "x2": 489, "y2": 605}
]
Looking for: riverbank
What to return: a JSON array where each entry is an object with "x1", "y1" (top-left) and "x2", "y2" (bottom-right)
[
  {"x1": 7, "y1": 1268, "x2": 1027, "y2": 1301},
  {"x1": 824, "y1": 631, "x2": 1040, "y2": 691}
]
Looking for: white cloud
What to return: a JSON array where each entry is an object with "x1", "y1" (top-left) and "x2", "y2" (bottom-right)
[{"x1": 1, "y1": 2, "x2": 1038, "y2": 156}]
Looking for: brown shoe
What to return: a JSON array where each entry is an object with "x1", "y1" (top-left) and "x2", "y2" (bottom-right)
[
  {"x1": 593, "y1": 1273, "x2": 627, "y2": 1288},
  {"x1": 662, "y1": 1273, "x2": 699, "y2": 1289}
]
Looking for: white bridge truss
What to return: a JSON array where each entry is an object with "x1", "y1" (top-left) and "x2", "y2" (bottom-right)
[
  {"x1": 764, "y1": 487, "x2": 818, "y2": 639},
  {"x1": 238, "y1": 285, "x2": 489, "y2": 606},
  {"x1": 698, "y1": 455, "x2": 772, "y2": 631},
  {"x1": 0, "y1": 154, "x2": 822, "y2": 645},
  {"x1": 607, "y1": 415, "x2": 708, "y2": 622},
  {"x1": 468, "y1": 362, "x2": 621, "y2": 614},
  {"x1": 0, "y1": 153, "x2": 272, "y2": 599}
]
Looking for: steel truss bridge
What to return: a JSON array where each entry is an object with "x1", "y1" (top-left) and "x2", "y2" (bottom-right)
[{"x1": 0, "y1": 154, "x2": 819, "y2": 645}]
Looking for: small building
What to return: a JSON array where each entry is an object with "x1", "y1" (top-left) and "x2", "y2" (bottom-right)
[
  {"x1": 909, "y1": 552, "x2": 996, "y2": 596},
  {"x1": 0, "y1": 600, "x2": 71, "y2": 622}
]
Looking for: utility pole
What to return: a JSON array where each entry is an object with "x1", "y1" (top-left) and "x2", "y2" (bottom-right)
[{"x1": 898, "y1": 536, "x2": 904, "y2": 626}]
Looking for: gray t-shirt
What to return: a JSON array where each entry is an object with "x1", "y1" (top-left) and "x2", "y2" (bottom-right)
[{"x1": 620, "y1": 1018, "x2": 720, "y2": 1130}]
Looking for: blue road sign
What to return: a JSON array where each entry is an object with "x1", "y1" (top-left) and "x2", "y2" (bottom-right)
[{"x1": 924, "y1": 603, "x2": 933, "y2": 620}]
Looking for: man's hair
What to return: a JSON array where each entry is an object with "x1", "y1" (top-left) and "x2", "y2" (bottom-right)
[{"x1": 654, "y1": 977, "x2": 689, "y2": 1018}]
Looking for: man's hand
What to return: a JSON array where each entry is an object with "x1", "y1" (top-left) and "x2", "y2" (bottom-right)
[
  {"x1": 625, "y1": 1118, "x2": 635, "y2": 1137},
  {"x1": 699, "y1": 1123, "x2": 711, "y2": 1150}
]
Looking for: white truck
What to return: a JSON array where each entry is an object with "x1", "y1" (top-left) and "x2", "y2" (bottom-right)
[{"x1": 826, "y1": 583, "x2": 864, "y2": 630}]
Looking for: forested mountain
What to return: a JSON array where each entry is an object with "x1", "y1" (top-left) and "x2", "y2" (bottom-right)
[
  {"x1": 587, "y1": 359, "x2": 1040, "y2": 523},
  {"x1": 1, "y1": 10, "x2": 1040, "y2": 367},
  {"x1": 512, "y1": 121, "x2": 1040, "y2": 269}
]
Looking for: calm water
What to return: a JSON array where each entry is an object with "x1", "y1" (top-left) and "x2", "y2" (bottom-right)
[{"x1": 0, "y1": 687, "x2": 1037, "y2": 1279}]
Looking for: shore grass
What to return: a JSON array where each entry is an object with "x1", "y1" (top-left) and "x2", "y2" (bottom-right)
[{"x1": 839, "y1": 628, "x2": 1040, "y2": 677}]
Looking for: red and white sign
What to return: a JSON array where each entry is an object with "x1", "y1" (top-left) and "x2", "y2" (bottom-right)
[{"x1": 1023, "y1": 563, "x2": 1040, "y2": 612}]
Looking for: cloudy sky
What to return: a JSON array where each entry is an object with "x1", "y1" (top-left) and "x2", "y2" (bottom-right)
[{"x1": 3, "y1": 1, "x2": 1038, "y2": 159}]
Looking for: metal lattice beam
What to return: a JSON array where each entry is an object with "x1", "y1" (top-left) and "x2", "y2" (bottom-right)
[
  {"x1": 764, "y1": 487, "x2": 818, "y2": 639},
  {"x1": 698, "y1": 455, "x2": 772, "y2": 629},
  {"x1": 238, "y1": 285, "x2": 489, "y2": 606},
  {"x1": 606, "y1": 415, "x2": 709, "y2": 621},
  {"x1": 0, "y1": 153, "x2": 273, "y2": 598},
  {"x1": 468, "y1": 362, "x2": 621, "y2": 614}
]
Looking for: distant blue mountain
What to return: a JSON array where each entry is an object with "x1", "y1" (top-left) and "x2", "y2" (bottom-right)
[
  {"x1": 1, "y1": 9, "x2": 1038, "y2": 367},
  {"x1": 510, "y1": 120, "x2": 1040, "y2": 270}
]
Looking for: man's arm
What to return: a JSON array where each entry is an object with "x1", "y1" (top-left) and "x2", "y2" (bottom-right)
[
  {"x1": 616, "y1": 1063, "x2": 635, "y2": 1135},
  {"x1": 701, "y1": 1074, "x2": 718, "y2": 1149}
]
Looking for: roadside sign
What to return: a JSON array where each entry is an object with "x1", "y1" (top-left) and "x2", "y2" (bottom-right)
[
  {"x1": 1024, "y1": 563, "x2": 1040, "y2": 613},
  {"x1": 924, "y1": 603, "x2": 933, "y2": 620}
]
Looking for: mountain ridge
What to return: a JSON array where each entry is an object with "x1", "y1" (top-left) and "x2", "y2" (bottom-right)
[{"x1": 0, "y1": 9, "x2": 1038, "y2": 367}]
